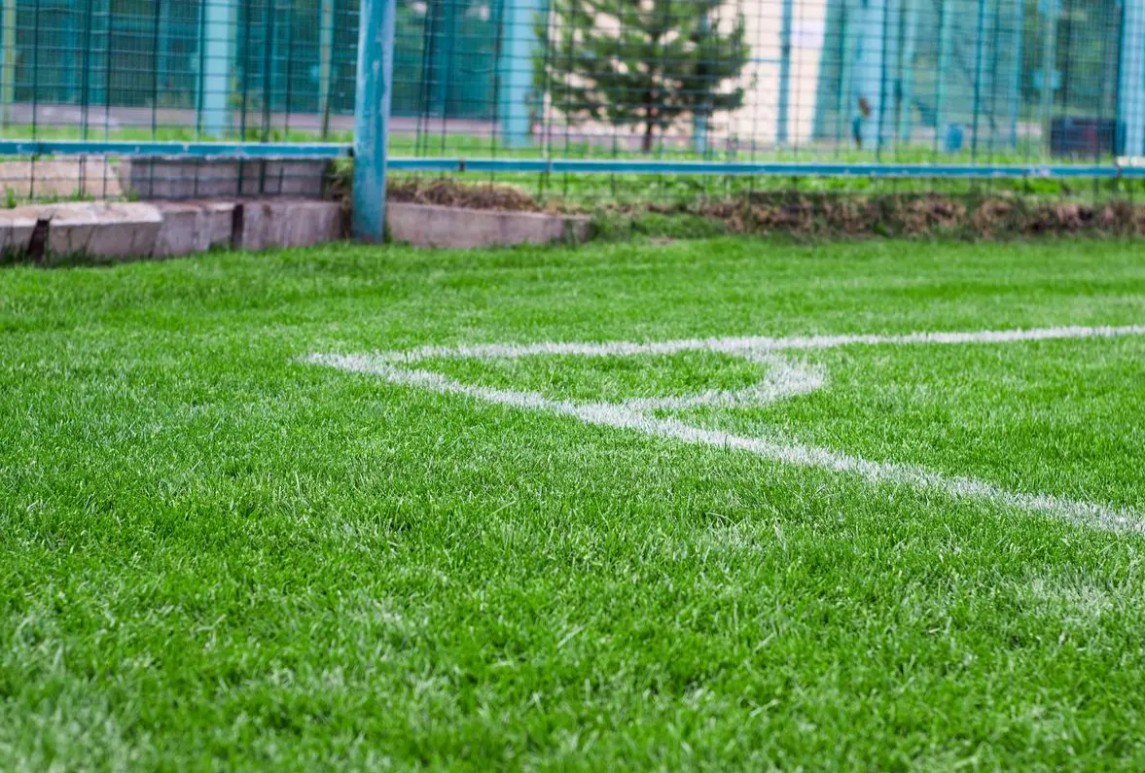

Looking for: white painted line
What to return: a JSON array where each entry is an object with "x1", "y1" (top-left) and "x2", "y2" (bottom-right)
[
  {"x1": 307, "y1": 323, "x2": 1145, "y2": 535},
  {"x1": 377, "y1": 324, "x2": 1145, "y2": 364},
  {"x1": 620, "y1": 354, "x2": 823, "y2": 411}
]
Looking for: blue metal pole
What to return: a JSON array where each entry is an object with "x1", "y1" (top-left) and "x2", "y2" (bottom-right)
[
  {"x1": 1120, "y1": 0, "x2": 1145, "y2": 157},
  {"x1": 776, "y1": 0, "x2": 795, "y2": 147},
  {"x1": 319, "y1": 0, "x2": 336, "y2": 139},
  {"x1": 428, "y1": 0, "x2": 457, "y2": 117},
  {"x1": 897, "y1": 0, "x2": 919, "y2": 144},
  {"x1": 1009, "y1": 0, "x2": 1023, "y2": 149},
  {"x1": 1, "y1": 0, "x2": 15, "y2": 128},
  {"x1": 693, "y1": 12, "x2": 711, "y2": 155},
  {"x1": 971, "y1": 0, "x2": 987, "y2": 158},
  {"x1": 1039, "y1": 0, "x2": 1057, "y2": 156},
  {"x1": 499, "y1": 0, "x2": 541, "y2": 148},
  {"x1": 837, "y1": 0, "x2": 855, "y2": 146},
  {"x1": 934, "y1": 0, "x2": 952, "y2": 152},
  {"x1": 854, "y1": 0, "x2": 888, "y2": 150},
  {"x1": 353, "y1": 0, "x2": 396, "y2": 243},
  {"x1": 201, "y1": 0, "x2": 235, "y2": 137}
]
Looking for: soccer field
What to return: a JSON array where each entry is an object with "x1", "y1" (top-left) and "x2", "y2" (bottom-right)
[{"x1": 3, "y1": 237, "x2": 1145, "y2": 769}]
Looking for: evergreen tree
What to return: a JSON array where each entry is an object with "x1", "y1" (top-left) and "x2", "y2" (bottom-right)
[{"x1": 535, "y1": 0, "x2": 751, "y2": 153}]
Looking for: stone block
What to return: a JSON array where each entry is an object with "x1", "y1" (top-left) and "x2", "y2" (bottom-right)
[
  {"x1": 234, "y1": 200, "x2": 345, "y2": 251},
  {"x1": 0, "y1": 210, "x2": 37, "y2": 254},
  {"x1": 34, "y1": 202, "x2": 162, "y2": 258},
  {"x1": 154, "y1": 201, "x2": 236, "y2": 258},
  {"x1": 386, "y1": 203, "x2": 590, "y2": 249}
]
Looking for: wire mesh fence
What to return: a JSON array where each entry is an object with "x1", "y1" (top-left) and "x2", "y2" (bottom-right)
[{"x1": 1, "y1": 0, "x2": 1144, "y2": 209}]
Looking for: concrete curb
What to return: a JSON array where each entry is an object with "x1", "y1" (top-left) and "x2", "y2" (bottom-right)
[
  {"x1": 0, "y1": 199, "x2": 345, "y2": 261},
  {"x1": 45, "y1": 202, "x2": 164, "y2": 258},
  {"x1": 387, "y1": 202, "x2": 591, "y2": 249},
  {"x1": 154, "y1": 201, "x2": 236, "y2": 258},
  {"x1": 0, "y1": 210, "x2": 37, "y2": 254},
  {"x1": 0, "y1": 198, "x2": 592, "y2": 263},
  {"x1": 235, "y1": 200, "x2": 347, "y2": 251}
]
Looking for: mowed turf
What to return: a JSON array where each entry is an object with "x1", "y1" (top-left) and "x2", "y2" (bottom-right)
[{"x1": 2, "y1": 236, "x2": 1145, "y2": 770}]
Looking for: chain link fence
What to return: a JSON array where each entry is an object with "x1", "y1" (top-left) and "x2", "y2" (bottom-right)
[{"x1": 1, "y1": 0, "x2": 1144, "y2": 210}]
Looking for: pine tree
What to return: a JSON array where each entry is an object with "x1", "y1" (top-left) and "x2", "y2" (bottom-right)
[{"x1": 535, "y1": 0, "x2": 751, "y2": 153}]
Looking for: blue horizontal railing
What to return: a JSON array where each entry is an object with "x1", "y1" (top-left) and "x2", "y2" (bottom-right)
[
  {"x1": 0, "y1": 141, "x2": 353, "y2": 159},
  {"x1": 386, "y1": 158, "x2": 1145, "y2": 179},
  {"x1": 4, "y1": 141, "x2": 1145, "y2": 179}
]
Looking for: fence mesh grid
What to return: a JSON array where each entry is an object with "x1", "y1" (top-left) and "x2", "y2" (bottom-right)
[{"x1": 0, "y1": 0, "x2": 1142, "y2": 207}]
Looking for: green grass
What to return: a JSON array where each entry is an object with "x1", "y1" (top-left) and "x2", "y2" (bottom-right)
[{"x1": 2, "y1": 237, "x2": 1145, "y2": 770}]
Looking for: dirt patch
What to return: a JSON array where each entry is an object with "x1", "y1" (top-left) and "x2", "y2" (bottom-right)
[
  {"x1": 649, "y1": 192, "x2": 1145, "y2": 240},
  {"x1": 371, "y1": 178, "x2": 1145, "y2": 240},
  {"x1": 387, "y1": 178, "x2": 544, "y2": 212}
]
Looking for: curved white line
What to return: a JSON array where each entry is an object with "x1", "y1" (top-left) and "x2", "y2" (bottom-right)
[
  {"x1": 621, "y1": 354, "x2": 825, "y2": 410},
  {"x1": 308, "y1": 346, "x2": 1145, "y2": 536},
  {"x1": 374, "y1": 324, "x2": 1145, "y2": 365}
]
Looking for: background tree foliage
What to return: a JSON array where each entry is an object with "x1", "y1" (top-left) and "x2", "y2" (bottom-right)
[{"x1": 535, "y1": 0, "x2": 751, "y2": 152}]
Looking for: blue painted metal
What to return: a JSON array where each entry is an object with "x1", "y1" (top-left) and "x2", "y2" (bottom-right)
[
  {"x1": 7, "y1": 138, "x2": 1137, "y2": 180},
  {"x1": 385, "y1": 157, "x2": 1145, "y2": 178},
  {"x1": 1039, "y1": 0, "x2": 1058, "y2": 145},
  {"x1": 896, "y1": 0, "x2": 919, "y2": 144},
  {"x1": 319, "y1": 0, "x2": 336, "y2": 139},
  {"x1": 0, "y1": 140, "x2": 350, "y2": 158},
  {"x1": 693, "y1": 13, "x2": 711, "y2": 155},
  {"x1": 499, "y1": 0, "x2": 541, "y2": 148},
  {"x1": 353, "y1": 0, "x2": 397, "y2": 243},
  {"x1": 427, "y1": 0, "x2": 458, "y2": 117},
  {"x1": 934, "y1": 0, "x2": 952, "y2": 150},
  {"x1": 200, "y1": 0, "x2": 235, "y2": 137},
  {"x1": 4, "y1": 139, "x2": 1139, "y2": 181},
  {"x1": 1009, "y1": 0, "x2": 1023, "y2": 148},
  {"x1": 853, "y1": 0, "x2": 888, "y2": 150},
  {"x1": 837, "y1": 0, "x2": 855, "y2": 145},
  {"x1": 1120, "y1": 0, "x2": 1145, "y2": 156},
  {"x1": 1, "y1": 0, "x2": 14, "y2": 127},
  {"x1": 692, "y1": 108, "x2": 709, "y2": 157},
  {"x1": 776, "y1": 0, "x2": 795, "y2": 147},
  {"x1": 970, "y1": 0, "x2": 987, "y2": 158}
]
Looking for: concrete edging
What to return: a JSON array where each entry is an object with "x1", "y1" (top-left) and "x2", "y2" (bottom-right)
[
  {"x1": 0, "y1": 199, "x2": 346, "y2": 261},
  {"x1": 386, "y1": 202, "x2": 591, "y2": 249},
  {"x1": 0, "y1": 198, "x2": 591, "y2": 262}
]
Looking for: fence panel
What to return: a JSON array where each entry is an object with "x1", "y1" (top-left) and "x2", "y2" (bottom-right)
[{"x1": 1, "y1": 0, "x2": 1144, "y2": 210}]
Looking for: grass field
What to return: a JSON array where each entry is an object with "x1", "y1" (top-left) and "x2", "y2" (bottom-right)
[{"x1": 2, "y1": 236, "x2": 1145, "y2": 770}]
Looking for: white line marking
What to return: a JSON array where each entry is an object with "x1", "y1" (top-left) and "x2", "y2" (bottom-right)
[
  {"x1": 376, "y1": 324, "x2": 1145, "y2": 364},
  {"x1": 308, "y1": 324, "x2": 1145, "y2": 535},
  {"x1": 621, "y1": 353, "x2": 824, "y2": 411}
]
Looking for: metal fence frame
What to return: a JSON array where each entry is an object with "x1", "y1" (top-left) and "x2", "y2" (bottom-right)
[{"x1": 4, "y1": 0, "x2": 1145, "y2": 242}]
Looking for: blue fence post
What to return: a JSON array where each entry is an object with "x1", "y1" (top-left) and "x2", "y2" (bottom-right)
[
  {"x1": 201, "y1": 0, "x2": 235, "y2": 137},
  {"x1": 776, "y1": 0, "x2": 795, "y2": 147},
  {"x1": 1120, "y1": 0, "x2": 1145, "y2": 157},
  {"x1": 428, "y1": 0, "x2": 458, "y2": 117},
  {"x1": 354, "y1": 0, "x2": 396, "y2": 243},
  {"x1": 499, "y1": 0, "x2": 540, "y2": 148},
  {"x1": 1008, "y1": 0, "x2": 1023, "y2": 149},
  {"x1": 1, "y1": 0, "x2": 15, "y2": 128},
  {"x1": 970, "y1": 0, "x2": 987, "y2": 157},
  {"x1": 319, "y1": 0, "x2": 336, "y2": 139},
  {"x1": 854, "y1": 0, "x2": 888, "y2": 151},
  {"x1": 896, "y1": 0, "x2": 919, "y2": 145},
  {"x1": 934, "y1": 0, "x2": 952, "y2": 151},
  {"x1": 693, "y1": 13, "x2": 711, "y2": 155},
  {"x1": 1039, "y1": 0, "x2": 1058, "y2": 155}
]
